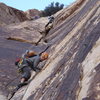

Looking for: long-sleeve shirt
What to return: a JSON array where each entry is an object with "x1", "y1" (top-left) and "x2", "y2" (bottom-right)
[
  {"x1": 17, "y1": 55, "x2": 41, "y2": 71},
  {"x1": 26, "y1": 55, "x2": 42, "y2": 70}
]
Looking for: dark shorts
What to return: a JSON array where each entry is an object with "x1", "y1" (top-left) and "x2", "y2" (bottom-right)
[{"x1": 21, "y1": 66, "x2": 31, "y2": 81}]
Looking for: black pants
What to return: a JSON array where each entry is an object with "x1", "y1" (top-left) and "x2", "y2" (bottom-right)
[{"x1": 21, "y1": 66, "x2": 31, "y2": 81}]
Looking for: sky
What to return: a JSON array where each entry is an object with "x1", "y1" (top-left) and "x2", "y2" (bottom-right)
[{"x1": 0, "y1": 0, "x2": 76, "y2": 11}]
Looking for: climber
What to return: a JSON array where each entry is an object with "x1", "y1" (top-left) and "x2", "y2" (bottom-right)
[
  {"x1": 44, "y1": 16, "x2": 54, "y2": 34},
  {"x1": 15, "y1": 50, "x2": 49, "y2": 84},
  {"x1": 8, "y1": 46, "x2": 50, "y2": 100},
  {"x1": 45, "y1": 15, "x2": 54, "y2": 28},
  {"x1": 39, "y1": 15, "x2": 54, "y2": 42}
]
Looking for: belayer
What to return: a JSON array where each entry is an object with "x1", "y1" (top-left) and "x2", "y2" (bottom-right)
[{"x1": 8, "y1": 50, "x2": 48, "y2": 100}]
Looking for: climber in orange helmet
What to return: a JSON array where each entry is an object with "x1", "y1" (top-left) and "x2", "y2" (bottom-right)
[
  {"x1": 15, "y1": 50, "x2": 49, "y2": 84},
  {"x1": 8, "y1": 50, "x2": 49, "y2": 100}
]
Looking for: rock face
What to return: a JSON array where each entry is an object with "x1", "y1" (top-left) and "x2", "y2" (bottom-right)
[
  {"x1": 2, "y1": 17, "x2": 48, "y2": 44},
  {"x1": 0, "y1": 3, "x2": 28, "y2": 26},
  {"x1": 14, "y1": 0, "x2": 100, "y2": 100},
  {"x1": 0, "y1": 0, "x2": 100, "y2": 100}
]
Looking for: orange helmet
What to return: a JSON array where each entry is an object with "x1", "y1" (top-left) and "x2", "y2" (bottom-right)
[
  {"x1": 27, "y1": 51, "x2": 37, "y2": 57},
  {"x1": 41, "y1": 52, "x2": 48, "y2": 60}
]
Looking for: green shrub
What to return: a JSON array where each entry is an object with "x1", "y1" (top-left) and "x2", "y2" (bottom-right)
[{"x1": 41, "y1": 2, "x2": 64, "y2": 17}]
